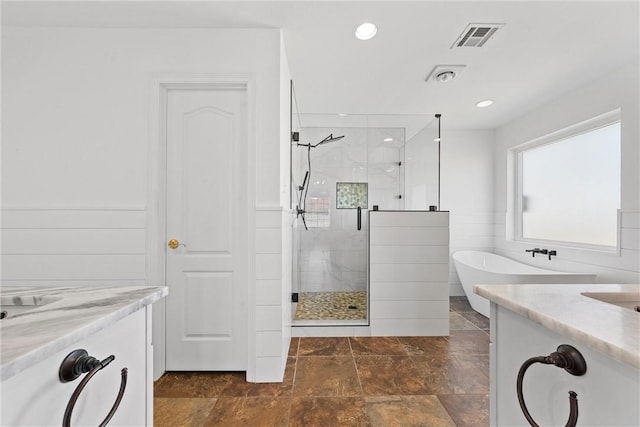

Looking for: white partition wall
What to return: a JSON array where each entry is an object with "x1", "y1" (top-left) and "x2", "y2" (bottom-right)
[{"x1": 369, "y1": 211, "x2": 450, "y2": 336}]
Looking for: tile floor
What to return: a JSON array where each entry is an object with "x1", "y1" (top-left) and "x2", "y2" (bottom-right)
[{"x1": 154, "y1": 296, "x2": 490, "y2": 426}]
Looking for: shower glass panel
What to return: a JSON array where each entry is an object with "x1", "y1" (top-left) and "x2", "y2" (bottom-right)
[{"x1": 291, "y1": 113, "x2": 434, "y2": 326}]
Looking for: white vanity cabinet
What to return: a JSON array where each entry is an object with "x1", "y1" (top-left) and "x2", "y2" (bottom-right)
[
  {"x1": 1, "y1": 307, "x2": 152, "y2": 426},
  {"x1": 490, "y1": 303, "x2": 640, "y2": 427},
  {"x1": 0, "y1": 286, "x2": 166, "y2": 427},
  {"x1": 369, "y1": 210, "x2": 449, "y2": 336}
]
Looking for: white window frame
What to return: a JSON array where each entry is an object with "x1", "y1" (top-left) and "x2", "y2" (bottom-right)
[{"x1": 511, "y1": 109, "x2": 621, "y2": 253}]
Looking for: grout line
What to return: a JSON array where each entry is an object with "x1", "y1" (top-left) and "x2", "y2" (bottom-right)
[
  {"x1": 287, "y1": 352, "x2": 298, "y2": 427},
  {"x1": 348, "y1": 337, "x2": 366, "y2": 397}
]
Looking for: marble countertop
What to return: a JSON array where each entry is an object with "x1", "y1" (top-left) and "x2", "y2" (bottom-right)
[
  {"x1": 474, "y1": 283, "x2": 640, "y2": 369},
  {"x1": 0, "y1": 286, "x2": 168, "y2": 381}
]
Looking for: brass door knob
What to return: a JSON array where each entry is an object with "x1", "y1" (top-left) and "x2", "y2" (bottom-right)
[{"x1": 168, "y1": 239, "x2": 182, "y2": 249}]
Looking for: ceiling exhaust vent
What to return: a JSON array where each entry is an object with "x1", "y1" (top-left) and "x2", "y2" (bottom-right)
[
  {"x1": 452, "y1": 23, "x2": 504, "y2": 48},
  {"x1": 425, "y1": 65, "x2": 467, "y2": 83}
]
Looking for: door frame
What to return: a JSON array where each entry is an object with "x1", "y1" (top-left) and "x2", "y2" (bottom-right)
[{"x1": 147, "y1": 73, "x2": 257, "y2": 380}]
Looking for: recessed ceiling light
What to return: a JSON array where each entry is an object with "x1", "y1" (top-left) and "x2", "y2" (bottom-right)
[
  {"x1": 355, "y1": 22, "x2": 377, "y2": 40},
  {"x1": 476, "y1": 99, "x2": 493, "y2": 108},
  {"x1": 338, "y1": 113, "x2": 348, "y2": 117},
  {"x1": 383, "y1": 137, "x2": 393, "y2": 142}
]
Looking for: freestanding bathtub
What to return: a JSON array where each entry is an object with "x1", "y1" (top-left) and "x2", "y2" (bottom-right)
[{"x1": 452, "y1": 250, "x2": 596, "y2": 318}]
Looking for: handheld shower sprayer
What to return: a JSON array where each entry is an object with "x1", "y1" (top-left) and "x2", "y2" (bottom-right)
[{"x1": 299, "y1": 171, "x2": 309, "y2": 191}]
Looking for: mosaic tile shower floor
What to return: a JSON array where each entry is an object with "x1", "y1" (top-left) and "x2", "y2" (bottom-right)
[{"x1": 294, "y1": 291, "x2": 367, "y2": 320}]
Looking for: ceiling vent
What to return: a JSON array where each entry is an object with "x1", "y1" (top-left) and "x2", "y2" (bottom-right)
[
  {"x1": 452, "y1": 23, "x2": 504, "y2": 48},
  {"x1": 425, "y1": 65, "x2": 467, "y2": 83}
]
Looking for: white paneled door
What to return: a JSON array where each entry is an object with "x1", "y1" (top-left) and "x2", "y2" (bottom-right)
[{"x1": 165, "y1": 86, "x2": 248, "y2": 371}]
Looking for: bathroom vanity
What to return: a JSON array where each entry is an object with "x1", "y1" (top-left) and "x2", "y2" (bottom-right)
[
  {"x1": 0, "y1": 286, "x2": 167, "y2": 426},
  {"x1": 476, "y1": 283, "x2": 640, "y2": 426}
]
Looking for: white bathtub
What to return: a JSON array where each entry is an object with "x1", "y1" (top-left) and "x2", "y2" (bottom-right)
[{"x1": 452, "y1": 250, "x2": 596, "y2": 318}]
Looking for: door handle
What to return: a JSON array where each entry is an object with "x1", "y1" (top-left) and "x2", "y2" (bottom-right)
[
  {"x1": 357, "y1": 207, "x2": 362, "y2": 231},
  {"x1": 168, "y1": 239, "x2": 186, "y2": 249}
]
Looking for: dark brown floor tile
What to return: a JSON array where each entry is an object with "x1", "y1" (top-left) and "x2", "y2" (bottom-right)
[
  {"x1": 298, "y1": 337, "x2": 351, "y2": 356},
  {"x1": 290, "y1": 397, "x2": 370, "y2": 427},
  {"x1": 438, "y1": 394, "x2": 490, "y2": 427},
  {"x1": 450, "y1": 312, "x2": 479, "y2": 330},
  {"x1": 294, "y1": 356, "x2": 361, "y2": 397},
  {"x1": 412, "y1": 356, "x2": 489, "y2": 395},
  {"x1": 365, "y1": 395, "x2": 456, "y2": 427},
  {"x1": 205, "y1": 396, "x2": 289, "y2": 426},
  {"x1": 221, "y1": 357, "x2": 296, "y2": 397},
  {"x1": 447, "y1": 330, "x2": 490, "y2": 355},
  {"x1": 289, "y1": 337, "x2": 300, "y2": 356},
  {"x1": 349, "y1": 336, "x2": 407, "y2": 356},
  {"x1": 450, "y1": 296, "x2": 474, "y2": 313},
  {"x1": 154, "y1": 397, "x2": 217, "y2": 427},
  {"x1": 154, "y1": 372, "x2": 233, "y2": 398},
  {"x1": 461, "y1": 311, "x2": 490, "y2": 330},
  {"x1": 398, "y1": 336, "x2": 451, "y2": 356},
  {"x1": 355, "y1": 355, "x2": 433, "y2": 396},
  {"x1": 454, "y1": 353, "x2": 490, "y2": 377}
]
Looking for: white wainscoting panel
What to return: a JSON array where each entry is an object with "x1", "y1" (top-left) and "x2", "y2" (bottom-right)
[
  {"x1": 448, "y1": 212, "x2": 495, "y2": 296},
  {"x1": 369, "y1": 210, "x2": 449, "y2": 336},
  {"x1": 1, "y1": 207, "x2": 146, "y2": 284},
  {"x1": 252, "y1": 206, "x2": 289, "y2": 383}
]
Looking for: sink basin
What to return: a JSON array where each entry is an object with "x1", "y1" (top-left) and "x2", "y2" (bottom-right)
[
  {"x1": 0, "y1": 295, "x2": 61, "y2": 319},
  {"x1": 582, "y1": 291, "x2": 640, "y2": 312}
]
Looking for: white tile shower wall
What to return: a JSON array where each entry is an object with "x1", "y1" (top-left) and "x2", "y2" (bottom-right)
[
  {"x1": 369, "y1": 211, "x2": 449, "y2": 336},
  {"x1": 294, "y1": 125, "x2": 406, "y2": 294},
  {"x1": 1, "y1": 208, "x2": 146, "y2": 285}
]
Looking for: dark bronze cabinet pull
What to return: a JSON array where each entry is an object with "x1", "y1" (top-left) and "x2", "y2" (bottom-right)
[
  {"x1": 59, "y1": 349, "x2": 128, "y2": 427},
  {"x1": 516, "y1": 344, "x2": 587, "y2": 427}
]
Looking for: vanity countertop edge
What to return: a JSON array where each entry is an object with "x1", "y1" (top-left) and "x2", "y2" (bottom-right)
[
  {"x1": 0, "y1": 285, "x2": 168, "y2": 382},
  {"x1": 474, "y1": 283, "x2": 640, "y2": 369}
]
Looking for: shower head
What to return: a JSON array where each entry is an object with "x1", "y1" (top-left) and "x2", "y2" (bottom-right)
[{"x1": 312, "y1": 133, "x2": 345, "y2": 148}]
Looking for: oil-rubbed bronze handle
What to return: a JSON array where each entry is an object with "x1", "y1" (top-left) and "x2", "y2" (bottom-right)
[
  {"x1": 61, "y1": 351, "x2": 128, "y2": 427},
  {"x1": 516, "y1": 344, "x2": 587, "y2": 427}
]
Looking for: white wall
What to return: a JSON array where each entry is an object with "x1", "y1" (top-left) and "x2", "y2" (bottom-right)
[
  {"x1": 493, "y1": 59, "x2": 640, "y2": 282},
  {"x1": 440, "y1": 129, "x2": 496, "y2": 295},
  {"x1": 2, "y1": 27, "x2": 291, "y2": 382}
]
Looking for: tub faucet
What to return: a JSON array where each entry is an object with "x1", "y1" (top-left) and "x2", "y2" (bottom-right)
[
  {"x1": 525, "y1": 248, "x2": 556, "y2": 260},
  {"x1": 525, "y1": 248, "x2": 548, "y2": 257}
]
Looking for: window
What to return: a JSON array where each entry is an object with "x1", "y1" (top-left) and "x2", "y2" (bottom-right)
[{"x1": 514, "y1": 111, "x2": 621, "y2": 249}]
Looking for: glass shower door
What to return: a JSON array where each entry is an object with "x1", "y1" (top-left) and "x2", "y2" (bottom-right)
[
  {"x1": 291, "y1": 114, "x2": 426, "y2": 326},
  {"x1": 292, "y1": 123, "x2": 370, "y2": 324}
]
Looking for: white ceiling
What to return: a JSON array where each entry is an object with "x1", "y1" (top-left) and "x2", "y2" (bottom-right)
[{"x1": 2, "y1": 1, "x2": 639, "y2": 129}]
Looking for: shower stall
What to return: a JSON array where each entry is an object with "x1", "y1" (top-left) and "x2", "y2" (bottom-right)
[{"x1": 291, "y1": 113, "x2": 439, "y2": 326}]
